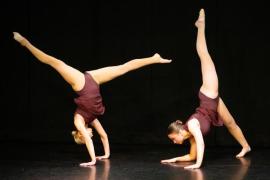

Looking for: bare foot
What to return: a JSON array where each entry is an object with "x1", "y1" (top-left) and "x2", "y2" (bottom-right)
[
  {"x1": 236, "y1": 146, "x2": 251, "y2": 158},
  {"x1": 152, "y1": 53, "x2": 172, "y2": 63},
  {"x1": 195, "y1": 9, "x2": 205, "y2": 29},
  {"x1": 13, "y1": 32, "x2": 28, "y2": 46}
]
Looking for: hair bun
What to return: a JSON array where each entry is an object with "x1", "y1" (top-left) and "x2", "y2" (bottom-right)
[{"x1": 175, "y1": 120, "x2": 183, "y2": 124}]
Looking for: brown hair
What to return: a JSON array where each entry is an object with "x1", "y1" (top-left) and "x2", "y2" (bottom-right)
[
  {"x1": 167, "y1": 120, "x2": 184, "y2": 134},
  {"x1": 71, "y1": 130, "x2": 85, "y2": 144}
]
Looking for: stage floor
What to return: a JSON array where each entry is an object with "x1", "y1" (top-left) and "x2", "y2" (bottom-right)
[{"x1": 0, "y1": 142, "x2": 268, "y2": 180}]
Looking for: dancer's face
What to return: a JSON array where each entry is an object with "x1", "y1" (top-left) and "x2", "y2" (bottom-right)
[{"x1": 168, "y1": 132, "x2": 184, "y2": 144}]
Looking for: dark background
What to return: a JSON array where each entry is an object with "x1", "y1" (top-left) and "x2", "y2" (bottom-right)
[{"x1": 0, "y1": 0, "x2": 269, "y2": 148}]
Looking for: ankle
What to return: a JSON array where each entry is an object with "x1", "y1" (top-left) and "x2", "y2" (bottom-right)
[
  {"x1": 21, "y1": 39, "x2": 29, "y2": 46},
  {"x1": 243, "y1": 144, "x2": 251, "y2": 150},
  {"x1": 151, "y1": 54, "x2": 161, "y2": 63}
]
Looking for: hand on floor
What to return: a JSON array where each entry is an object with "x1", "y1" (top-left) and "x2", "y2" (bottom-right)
[
  {"x1": 96, "y1": 155, "x2": 110, "y2": 160},
  {"x1": 80, "y1": 161, "x2": 96, "y2": 167},
  {"x1": 184, "y1": 163, "x2": 201, "y2": 169}
]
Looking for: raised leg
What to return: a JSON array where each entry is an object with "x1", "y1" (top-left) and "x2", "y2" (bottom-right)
[
  {"x1": 87, "y1": 53, "x2": 171, "y2": 85},
  {"x1": 218, "y1": 98, "x2": 251, "y2": 158},
  {"x1": 13, "y1": 32, "x2": 85, "y2": 91},
  {"x1": 195, "y1": 9, "x2": 219, "y2": 98}
]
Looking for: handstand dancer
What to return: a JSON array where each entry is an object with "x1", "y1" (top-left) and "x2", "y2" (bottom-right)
[{"x1": 13, "y1": 32, "x2": 171, "y2": 166}]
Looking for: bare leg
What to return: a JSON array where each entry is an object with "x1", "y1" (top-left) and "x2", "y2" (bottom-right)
[
  {"x1": 195, "y1": 10, "x2": 250, "y2": 157},
  {"x1": 90, "y1": 119, "x2": 110, "y2": 159},
  {"x1": 195, "y1": 9, "x2": 219, "y2": 98},
  {"x1": 87, "y1": 53, "x2": 171, "y2": 85},
  {"x1": 13, "y1": 32, "x2": 85, "y2": 91},
  {"x1": 218, "y1": 98, "x2": 251, "y2": 158}
]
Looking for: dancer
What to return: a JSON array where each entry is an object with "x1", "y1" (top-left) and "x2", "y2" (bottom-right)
[
  {"x1": 161, "y1": 9, "x2": 251, "y2": 169},
  {"x1": 13, "y1": 32, "x2": 171, "y2": 166}
]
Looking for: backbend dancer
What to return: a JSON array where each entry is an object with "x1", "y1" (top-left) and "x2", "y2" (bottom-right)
[{"x1": 161, "y1": 9, "x2": 251, "y2": 169}]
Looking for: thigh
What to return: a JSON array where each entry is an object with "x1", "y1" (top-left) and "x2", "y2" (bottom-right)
[
  {"x1": 53, "y1": 61, "x2": 85, "y2": 91},
  {"x1": 199, "y1": 55, "x2": 219, "y2": 98},
  {"x1": 87, "y1": 65, "x2": 125, "y2": 85},
  {"x1": 217, "y1": 98, "x2": 235, "y2": 125}
]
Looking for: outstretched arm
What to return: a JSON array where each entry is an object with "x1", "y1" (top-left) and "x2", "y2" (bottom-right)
[
  {"x1": 184, "y1": 119, "x2": 205, "y2": 169},
  {"x1": 91, "y1": 119, "x2": 110, "y2": 160},
  {"x1": 161, "y1": 138, "x2": 197, "y2": 163},
  {"x1": 74, "y1": 117, "x2": 96, "y2": 166}
]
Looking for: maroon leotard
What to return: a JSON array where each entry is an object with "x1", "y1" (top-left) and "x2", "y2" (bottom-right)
[
  {"x1": 183, "y1": 91, "x2": 223, "y2": 136},
  {"x1": 74, "y1": 72, "x2": 105, "y2": 124}
]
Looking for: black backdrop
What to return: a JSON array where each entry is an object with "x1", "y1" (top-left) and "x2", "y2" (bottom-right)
[{"x1": 1, "y1": 0, "x2": 269, "y2": 147}]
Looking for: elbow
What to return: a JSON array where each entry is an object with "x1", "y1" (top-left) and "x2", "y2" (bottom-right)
[
  {"x1": 197, "y1": 140, "x2": 205, "y2": 148},
  {"x1": 189, "y1": 155, "x2": 196, "y2": 161},
  {"x1": 200, "y1": 141, "x2": 205, "y2": 146},
  {"x1": 200, "y1": 142, "x2": 205, "y2": 149},
  {"x1": 196, "y1": 142, "x2": 205, "y2": 152}
]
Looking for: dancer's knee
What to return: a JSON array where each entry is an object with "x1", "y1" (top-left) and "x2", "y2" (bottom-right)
[
  {"x1": 49, "y1": 58, "x2": 65, "y2": 68},
  {"x1": 117, "y1": 63, "x2": 130, "y2": 75}
]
